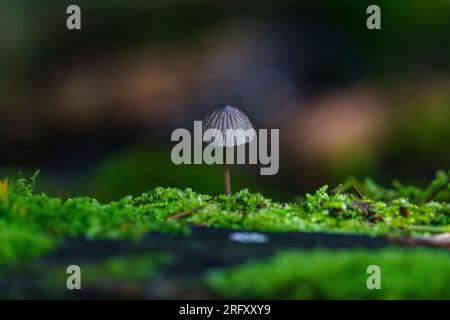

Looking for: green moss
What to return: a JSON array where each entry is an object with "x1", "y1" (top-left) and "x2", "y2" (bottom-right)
[
  {"x1": 42, "y1": 252, "x2": 174, "y2": 286},
  {"x1": 188, "y1": 174, "x2": 450, "y2": 235},
  {"x1": 0, "y1": 175, "x2": 193, "y2": 266},
  {"x1": 0, "y1": 170, "x2": 449, "y2": 267},
  {"x1": 132, "y1": 187, "x2": 211, "y2": 220},
  {"x1": 1, "y1": 252, "x2": 175, "y2": 298},
  {"x1": 81, "y1": 252, "x2": 174, "y2": 282},
  {"x1": 0, "y1": 222, "x2": 55, "y2": 267},
  {"x1": 205, "y1": 248, "x2": 450, "y2": 299}
]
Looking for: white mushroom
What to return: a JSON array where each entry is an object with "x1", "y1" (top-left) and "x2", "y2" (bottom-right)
[{"x1": 202, "y1": 104, "x2": 255, "y2": 195}]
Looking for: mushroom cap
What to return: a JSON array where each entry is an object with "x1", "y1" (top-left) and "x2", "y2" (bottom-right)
[{"x1": 202, "y1": 104, "x2": 255, "y2": 147}]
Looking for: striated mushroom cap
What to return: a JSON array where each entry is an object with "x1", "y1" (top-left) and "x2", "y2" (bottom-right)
[{"x1": 202, "y1": 104, "x2": 255, "y2": 147}]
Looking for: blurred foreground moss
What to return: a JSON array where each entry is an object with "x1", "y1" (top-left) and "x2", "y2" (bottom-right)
[
  {"x1": 0, "y1": 170, "x2": 449, "y2": 267},
  {"x1": 2, "y1": 252, "x2": 174, "y2": 299},
  {"x1": 0, "y1": 222, "x2": 55, "y2": 267},
  {"x1": 206, "y1": 248, "x2": 450, "y2": 299},
  {"x1": 53, "y1": 252, "x2": 172, "y2": 289}
]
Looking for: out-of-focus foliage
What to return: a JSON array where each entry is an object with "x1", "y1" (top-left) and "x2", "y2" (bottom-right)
[
  {"x1": 1, "y1": 0, "x2": 449, "y2": 197},
  {"x1": 384, "y1": 91, "x2": 450, "y2": 178},
  {"x1": 86, "y1": 147, "x2": 272, "y2": 202},
  {"x1": 41, "y1": 252, "x2": 174, "y2": 289},
  {"x1": 206, "y1": 248, "x2": 450, "y2": 299},
  {"x1": 2, "y1": 252, "x2": 174, "y2": 298},
  {"x1": 341, "y1": 170, "x2": 450, "y2": 203},
  {"x1": 0, "y1": 222, "x2": 55, "y2": 267}
]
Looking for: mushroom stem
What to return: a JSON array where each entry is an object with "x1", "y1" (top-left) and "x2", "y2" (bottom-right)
[{"x1": 223, "y1": 147, "x2": 231, "y2": 195}]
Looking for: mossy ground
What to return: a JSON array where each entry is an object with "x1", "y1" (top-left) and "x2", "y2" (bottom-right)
[
  {"x1": 0, "y1": 170, "x2": 449, "y2": 266},
  {"x1": 0, "y1": 170, "x2": 449, "y2": 299},
  {"x1": 205, "y1": 248, "x2": 450, "y2": 299},
  {"x1": 1, "y1": 252, "x2": 174, "y2": 299}
]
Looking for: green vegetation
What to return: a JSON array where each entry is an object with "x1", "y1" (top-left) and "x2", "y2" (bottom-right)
[
  {"x1": 205, "y1": 248, "x2": 450, "y2": 299},
  {"x1": 85, "y1": 147, "x2": 279, "y2": 202},
  {"x1": 73, "y1": 252, "x2": 174, "y2": 283},
  {"x1": 55, "y1": 252, "x2": 172, "y2": 286},
  {"x1": 0, "y1": 170, "x2": 449, "y2": 267},
  {"x1": 0, "y1": 222, "x2": 55, "y2": 267},
  {"x1": 2, "y1": 252, "x2": 174, "y2": 299}
]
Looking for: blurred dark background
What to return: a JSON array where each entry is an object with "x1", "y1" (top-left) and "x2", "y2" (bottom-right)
[{"x1": 1, "y1": 0, "x2": 449, "y2": 201}]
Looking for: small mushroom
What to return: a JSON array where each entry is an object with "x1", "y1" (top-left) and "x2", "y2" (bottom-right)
[{"x1": 202, "y1": 104, "x2": 255, "y2": 195}]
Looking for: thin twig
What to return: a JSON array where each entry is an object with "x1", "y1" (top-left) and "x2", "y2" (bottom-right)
[
  {"x1": 353, "y1": 185, "x2": 364, "y2": 199},
  {"x1": 166, "y1": 198, "x2": 215, "y2": 221},
  {"x1": 330, "y1": 184, "x2": 343, "y2": 195},
  {"x1": 425, "y1": 178, "x2": 450, "y2": 202},
  {"x1": 166, "y1": 208, "x2": 199, "y2": 220}
]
